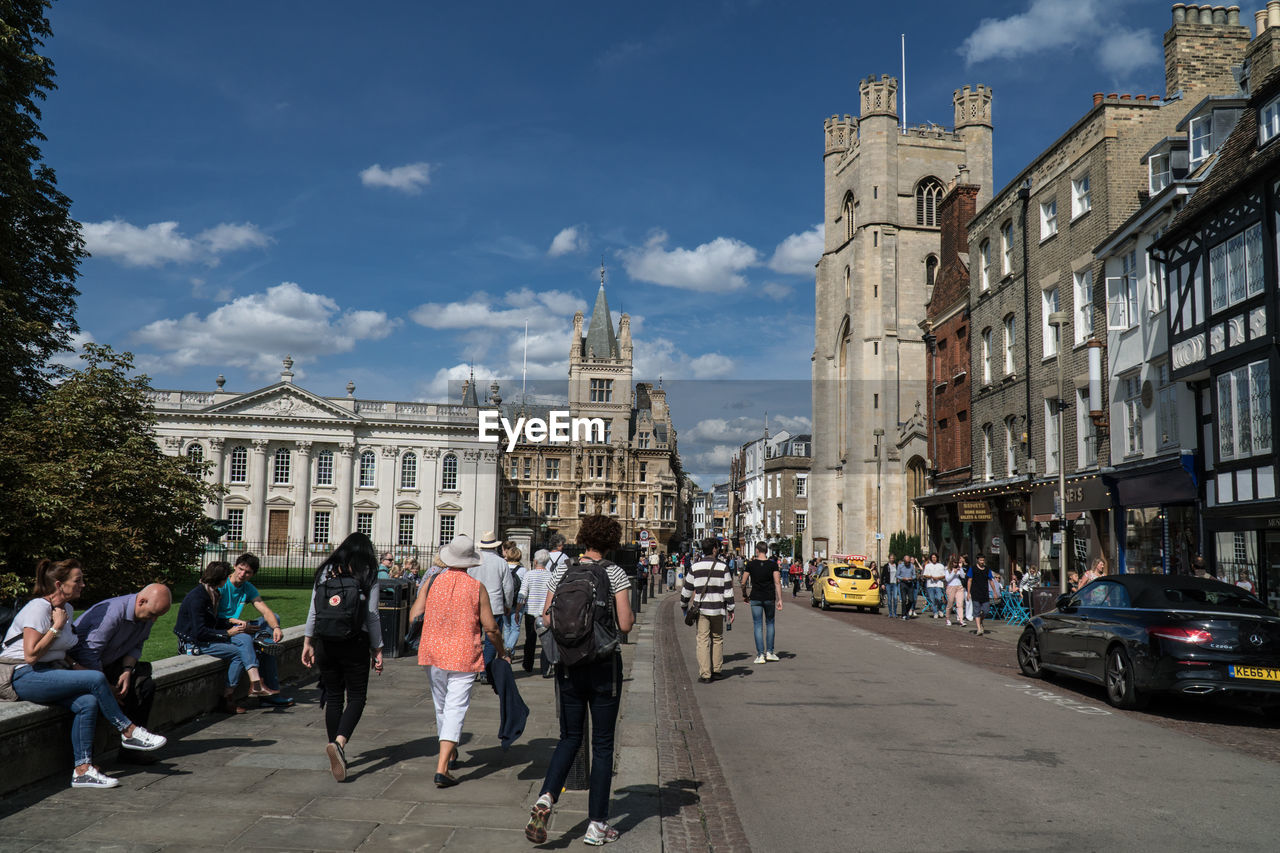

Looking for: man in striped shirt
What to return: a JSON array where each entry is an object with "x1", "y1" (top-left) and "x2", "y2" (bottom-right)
[
  {"x1": 521, "y1": 550, "x2": 554, "y2": 676},
  {"x1": 681, "y1": 538, "x2": 736, "y2": 683}
]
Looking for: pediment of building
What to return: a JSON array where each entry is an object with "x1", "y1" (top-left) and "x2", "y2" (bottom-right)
[
  {"x1": 353, "y1": 499, "x2": 380, "y2": 509},
  {"x1": 264, "y1": 495, "x2": 295, "y2": 507},
  {"x1": 204, "y1": 383, "x2": 360, "y2": 422},
  {"x1": 436, "y1": 501, "x2": 463, "y2": 512}
]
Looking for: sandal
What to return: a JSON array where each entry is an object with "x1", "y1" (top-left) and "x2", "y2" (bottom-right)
[{"x1": 247, "y1": 685, "x2": 280, "y2": 697}]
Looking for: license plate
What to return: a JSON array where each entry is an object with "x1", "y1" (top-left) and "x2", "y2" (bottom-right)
[{"x1": 1228, "y1": 665, "x2": 1280, "y2": 681}]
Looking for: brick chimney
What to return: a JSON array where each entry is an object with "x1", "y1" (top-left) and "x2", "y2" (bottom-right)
[
  {"x1": 1246, "y1": 2, "x2": 1280, "y2": 90},
  {"x1": 1164, "y1": 4, "x2": 1251, "y2": 98}
]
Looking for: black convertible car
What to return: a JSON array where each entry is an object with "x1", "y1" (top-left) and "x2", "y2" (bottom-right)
[{"x1": 1016, "y1": 574, "x2": 1280, "y2": 710}]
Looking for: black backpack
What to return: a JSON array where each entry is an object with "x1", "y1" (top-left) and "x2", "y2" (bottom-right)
[
  {"x1": 313, "y1": 574, "x2": 367, "y2": 641},
  {"x1": 549, "y1": 559, "x2": 619, "y2": 667}
]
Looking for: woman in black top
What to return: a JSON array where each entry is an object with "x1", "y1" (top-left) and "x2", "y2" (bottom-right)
[{"x1": 740, "y1": 543, "x2": 783, "y2": 664}]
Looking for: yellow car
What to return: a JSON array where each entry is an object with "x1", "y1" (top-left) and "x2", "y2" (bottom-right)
[{"x1": 811, "y1": 559, "x2": 882, "y2": 612}]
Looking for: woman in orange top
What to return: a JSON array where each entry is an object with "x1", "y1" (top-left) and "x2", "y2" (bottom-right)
[{"x1": 409, "y1": 533, "x2": 507, "y2": 787}]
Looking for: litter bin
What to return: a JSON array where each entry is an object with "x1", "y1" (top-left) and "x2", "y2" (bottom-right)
[{"x1": 378, "y1": 578, "x2": 412, "y2": 658}]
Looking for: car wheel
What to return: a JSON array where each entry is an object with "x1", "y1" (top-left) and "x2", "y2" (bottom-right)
[
  {"x1": 819, "y1": 594, "x2": 829, "y2": 611},
  {"x1": 1104, "y1": 645, "x2": 1149, "y2": 710},
  {"x1": 1016, "y1": 628, "x2": 1043, "y2": 679},
  {"x1": 810, "y1": 595, "x2": 818, "y2": 608},
  {"x1": 871, "y1": 606, "x2": 880, "y2": 615}
]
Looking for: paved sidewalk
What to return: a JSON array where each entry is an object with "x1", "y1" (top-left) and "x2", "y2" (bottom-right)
[{"x1": 0, "y1": 601, "x2": 666, "y2": 852}]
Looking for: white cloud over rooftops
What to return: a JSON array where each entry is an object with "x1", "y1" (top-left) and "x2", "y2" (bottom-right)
[
  {"x1": 81, "y1": 219, "x2": 271, "y2": 268},
  {"x1": 620, "y1": 231, "x2": 759, "y2": 292},
  {"x1": 410, "y1": 289, "x2": 588, "y2": 330},
  {"x1": 548, "y1": 226, "x2": 588, "y2": 257},
  {"x1": 960, "y1": 0, "x2": 1158, "y2": 79},
  {"x1": 359, "y1": 161, "x2": 432, "y2": 194},
  {"x1": 132, "y1": 282, "x2": 396, "y2": 378},
  {"x1": 767, "y1": 224, "x2": 823, "y2": 275}
]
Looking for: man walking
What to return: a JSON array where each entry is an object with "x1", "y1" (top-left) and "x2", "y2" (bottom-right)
[
  {"x1": 472, "y1": 531, "x2": 516, "y2": 682},
  {"x1": 882, "y1": 554, "x2": 899, "y2": 617},
  {"x1": 966, "y1": 554, "x2": 996, "y2": 636},
  {"x1": 922, "y1": 553, "x2": 947, "y2": 618},
  {"x1": 71, "y1": 583, "x2": 172, "y2": 730},
  {"x1": 681, "y1": 538, "x2": 736, "y2": 683},
  {"x1": 897, "y1": 554, "x2": 917, "y2": 620},
  {"x1": 521, "y1": 550, "x2": 554, "y2": 676},
  {"x1": 741, "y1": 543, "x2": 782, "y2": 665}
]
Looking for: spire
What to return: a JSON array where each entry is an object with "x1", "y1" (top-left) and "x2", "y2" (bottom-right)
[
  {"x1": 461, "y1": 367, "x2": 479, "y2": 407},
  {"x1": 584, "y1": 265, "x2": 620, "y2": 359}
]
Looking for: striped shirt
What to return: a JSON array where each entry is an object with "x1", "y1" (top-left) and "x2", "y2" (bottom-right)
[
  {"x1": 680, "y1": 558, "x2": 736, "y2": 616},
  {"x1": 521, "y1": 566, "x2": 553, "y2": 617}
]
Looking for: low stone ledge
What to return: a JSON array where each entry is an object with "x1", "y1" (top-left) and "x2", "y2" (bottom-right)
[{"x1": 0, "y1": 625, "x2": 310, "y2": 796}]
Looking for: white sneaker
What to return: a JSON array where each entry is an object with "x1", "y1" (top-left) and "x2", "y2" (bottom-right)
[
  {"x1": 583, "y1": 821, "x2": 619, "y2": 845},
  {"x1": 754, "y1": 654, "x2": 767, "y2": 664},
  {"x1": 765, "y1": 652, "x2": 780, "y2": 662},
  {"x1": 120, "y1": 726, "x2": 166, "y2": 751},
  {"x1": 71, "y1": 767, "x2": 119, "y2": 788}
]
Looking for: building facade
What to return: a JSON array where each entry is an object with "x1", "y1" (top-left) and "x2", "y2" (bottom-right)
[
  {"x1": 1157, "y1": 18, "x2": 1280, "y2": 608},
  {"x1": 151, "y1": 358, "x2": 500, "y2": 560},
  {"x1": 496, "y1": 284, "x2": 685, "y2": 557},
  {"x1": 809, "y1": 74, "x2": 993, "y2": 564},
  {"x1": 762, "y1": 433, "x2": 811, "y2": 554}
]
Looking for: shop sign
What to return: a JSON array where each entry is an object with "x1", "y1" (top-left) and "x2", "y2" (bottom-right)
[
  {"x1": 990, "y1": 536, "x2": 1001, "y2": 555},
  {"x1": 959, "y1": 500, "x2": 993, "y2": 522}
]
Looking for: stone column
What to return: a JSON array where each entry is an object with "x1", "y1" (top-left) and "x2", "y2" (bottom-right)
[
  {"x1": 423, "y1": 448, "x2": 441, "y2": 544},
  {"x1": 335, "y1": 442, "x2": 354, "y2": 538},
  {"x1": 380, "y1": 445, "x2": 400, "y2": 546},
  {"x1": 250, "y1": 439, "x2": 270, "y2": 542},
  {"x1": 208, "y1": 437, "x2": 226, "y2": 518},
  {"x1": 292, "y1": 441, "x2": 313, "y2": 542}
]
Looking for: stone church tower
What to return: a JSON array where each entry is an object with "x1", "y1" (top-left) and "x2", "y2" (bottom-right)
[{"x1": 808, "y1": 75, "x2": 993, "y2": 562}]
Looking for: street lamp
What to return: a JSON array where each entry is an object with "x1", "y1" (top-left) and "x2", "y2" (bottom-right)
[
  {"x1": 873, "y1": 428, "x2": 885, "y2": 567},
  {"x1": 1048, "y1": 310, "x2": 1071, "y2": 594}
]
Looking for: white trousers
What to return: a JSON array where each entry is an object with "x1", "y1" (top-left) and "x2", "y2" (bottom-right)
[{"x1": 428, "y1": 667, "x2": 476, "y2": 744}]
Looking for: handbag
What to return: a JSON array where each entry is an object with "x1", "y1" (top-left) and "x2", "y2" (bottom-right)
[
  {"x1": 404, "y1": 572, "x2": 441, "y2": 653},
  {"x1": 1, "y1": 622, "x2": 25, "y2": 701}
]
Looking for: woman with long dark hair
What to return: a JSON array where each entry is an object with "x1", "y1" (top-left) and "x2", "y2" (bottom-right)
[
  {"x1": 3, "y1": 559, "x2": 167, "y2": 788},
  {"x1": 300, "y1": 532, "x2": 383, "y2": 782}
]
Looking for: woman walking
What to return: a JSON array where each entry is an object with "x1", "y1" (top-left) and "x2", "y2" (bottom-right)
[
  {"x1": 944, "y1": 555, "x2": 967, "y2": 627},
  {"x1": 2, "y1": 559, "x2": 166, "y2": 788},
  {"x1": 300, "y1": 533, "x2": 383, "y2": 782},
  {"x1": 409, "y1": 534, "x2": 507, "y2": 788},
  {"x1": 741, "y1": 543, "x2": 782, "y2": 665},
  {"x1": 525, "y1": 515, "x2": 635, "y2": 846},
  {"x1": 176, "y1": 561, "x2": 281, "y2": 713}
]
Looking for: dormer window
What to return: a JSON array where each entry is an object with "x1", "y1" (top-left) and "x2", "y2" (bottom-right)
[
  {"x1": 1260, "y1": 94, "x2": 1280, "y2": 147},
  {"x1": 1189, "y1": 116, "x2": 1211, "y2": 167},
  {"x1": 1149, "y1": 153, "x2": 1172, "y2": 194}
]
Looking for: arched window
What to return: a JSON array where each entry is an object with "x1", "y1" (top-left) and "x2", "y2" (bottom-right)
[
  {"x1": 837, "y1": 317, "x2": 850, "y2": 461},
  {"x1": 1005, "y1": 416, "x2": 1018, "y2": 474},
  {"x1": 359, "y1": 450, "x2": 376, "y2": 487},
  {"x1": 185, "y1": 443, "x2": 204, "y2": 464},
  {"x1": 315, "y1": 449, "x2": 334, "y2": 485},
  {"x1": 844, "y1": 265, "x2": 851, "y2": 300},
  {"x1": 272, "y1": 446, "x2": 291, "y2": 484},
  {"x1": 906, "y1": 457, "x2": 928, "y2": 539},
  {"x1": 915, "y1": 177, "x2": 944, "y2": 227},
  {"x1": 842, "y1": 192, "x2": 855, "y2": 242},
  {"x1": 925, "y1": 255, "x2": 938, "y2": 289},
  {"x1": 982, "y1": 424, "x2": 994, "y2": 481},
  {"x1": 400, "y1": 451, "x2": 418, "y2": 489},
  {"x1": 441, "y1": 453, "x2": 458, "y2": 491},
  {"x1": 229, "y1": 446, "x2": 248, "y2": 483}
]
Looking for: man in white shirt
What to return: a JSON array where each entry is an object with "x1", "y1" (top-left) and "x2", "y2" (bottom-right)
[
  {"x1": 545, "y1": 533, "x2": 571, "y2": 579},
  {"x1": 922, "y1": 553, "x2": 948, "y2": 619},
  {"x1": 472, "y1": 531, "x2": 515, "y2": 681}
]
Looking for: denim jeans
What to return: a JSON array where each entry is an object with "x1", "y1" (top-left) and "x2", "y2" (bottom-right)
[
  {"x1": 12, "y1": 664, "x2": 133, "y2": 767},
  {"x1": 540, "y1": 654, "x2": 623, "y2": 822},
  {"x1": 884, "y1": 582, "x2": 899, "y2": 615},
  {"x1": 502, "y1": 610, "x2": 522, "y2": 653},
  {"x1": 925, "y1": 586, "x2": 946, "y2": 614},
  {"x1": 197, "y1": 639, "x2": 259, "y2": 688},
  {"x1": 749, "y1": 600, "x2": 776, "y2": 655}
]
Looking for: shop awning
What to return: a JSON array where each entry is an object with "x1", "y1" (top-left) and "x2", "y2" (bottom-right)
[
  {"x1": 1111, "y1": 454, "x2": 1198, "y2": 506},
  {"x1": 1031, "y1": 474, "x2": 1111, "y2": 520}
]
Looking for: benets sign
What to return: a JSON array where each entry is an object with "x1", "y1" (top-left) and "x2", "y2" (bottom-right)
[{"x1": 958, "y1": 501, "x2": 993, "y2": 522}]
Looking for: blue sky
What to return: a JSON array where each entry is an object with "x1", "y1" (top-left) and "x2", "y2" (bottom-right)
[{"x1": 37, "y1": 0, "x2": 1232, "y2": 484}]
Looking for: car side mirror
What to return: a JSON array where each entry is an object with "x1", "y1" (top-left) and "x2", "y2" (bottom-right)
[{"x1": 1056, "y1": 594, "x2": 1077, "y2": 611}]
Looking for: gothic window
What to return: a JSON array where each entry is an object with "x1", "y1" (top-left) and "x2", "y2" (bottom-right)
[
  {"x1": 590, "y1": 379, "x2": 613, "y2": 402},
  {"x1": 229, "y1": 446, "x2": 248, "y2": 483},
  {"x1": 842, "y1": 192, "x2": 855, "y2": 241},
  {"x1": 359, "y1": 450, "x2": 376, "y2": 487},
  {"x1": 441, "y1": 453, "x2": 458, "y2": 491},
  {"x1": 400, "y1": 451, "x2": 418, "y2": 489},
  {"x1": 906, "y1": 457, "x2": 927, "y2": 538},
  {"x1": 915, "y1": 178, "x2": 944, "y2": 227},
  {"x1": 925, "y1": 255, "x2": 938, "y2": 290},
  {"x1": 272, "y1": 446, "x2": 290, "y2": 485},
  {"x1": 185, "y1": 443, "x2": 204, "y2": 464}
]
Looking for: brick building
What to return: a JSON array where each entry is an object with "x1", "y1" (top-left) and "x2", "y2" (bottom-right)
[
  {"x1": 920, "y1": 3, "x2": 1250, "y2": 584},
  {"x1": 762, "y1": 433, "x2": 811, "y2": 554}
]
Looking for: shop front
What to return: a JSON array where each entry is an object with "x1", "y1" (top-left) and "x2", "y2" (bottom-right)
[
  {"x1": 1030, "y1": 475, "x2": 1112, "y2": 587},
  {"x1": 1110, "y1": 454, "x2": 1200, "y2": 577},
  {"x1": 1202, "y1": 508, "x2": 1280, "y2": 611}
]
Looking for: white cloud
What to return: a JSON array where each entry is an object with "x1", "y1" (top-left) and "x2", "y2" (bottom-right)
[
  {"x1": 420, "y1": 363, "x2": 507, "y2": 402},
  {"x1": 620, "y1": 230, "x2": 759, "y2": 293},
  {"x1": 82, "y1": 219, "x2": 271, "y2": 268},
  {"x1": 410, "y1": 289, "x2": 587, "y2": 330},
  {"x1": 761, "y1": 282, "x2": 791, "y2": 300},
  {"x1": 48, "y1": 331, "x2": 96, "y2": 372},
  {"x1": 960, "y1": 0, "x2": 1158, "y2": 78},
  {"x1": 548, "y1": 226, "x2": 588, "y2": 257},
  {"x1": 688, "y1": 353, "x2": 735, "y2": 379},
  {"x1": 359, "y1": 161, "x2": 432, "y2": 194},
  {"x1": 767, "y1": 224, "x2": 823, "y2": 275},
  {"x1": 633, "y1": 338, "x2": 736, "y2": 381},
  {"x1": 132, "y1": 282, "x2": 396, "y2": 377}
]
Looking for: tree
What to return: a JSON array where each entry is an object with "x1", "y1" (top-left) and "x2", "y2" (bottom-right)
[
  {"x1": 0, "y1": 0, "x2": 84, "y2": 410},
  {"x1": 0, "y1": 345, "x2": 221, "y2": 599},
  {"x1": 889, "y1": 531, "x2": 922, "y2": 562}
]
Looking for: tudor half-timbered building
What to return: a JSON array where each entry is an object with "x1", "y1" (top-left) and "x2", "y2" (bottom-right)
[{"x1": 1158, "y1": 50, "x2": 1280, "y2": 607}]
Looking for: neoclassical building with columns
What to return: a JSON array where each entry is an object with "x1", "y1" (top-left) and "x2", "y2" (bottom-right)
[{"x1": 150, "y1": 357, "x2": 500, "y2": 557}]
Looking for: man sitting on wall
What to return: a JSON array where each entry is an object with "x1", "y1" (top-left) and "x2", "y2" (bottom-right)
[{"x1": 218, "y1": 553, "x2": 294, "y2": 707}]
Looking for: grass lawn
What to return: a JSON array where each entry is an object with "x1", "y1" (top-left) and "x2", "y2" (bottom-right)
[{"x1": 139, "y1": 585, "x2": 314, "y2": 663}]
